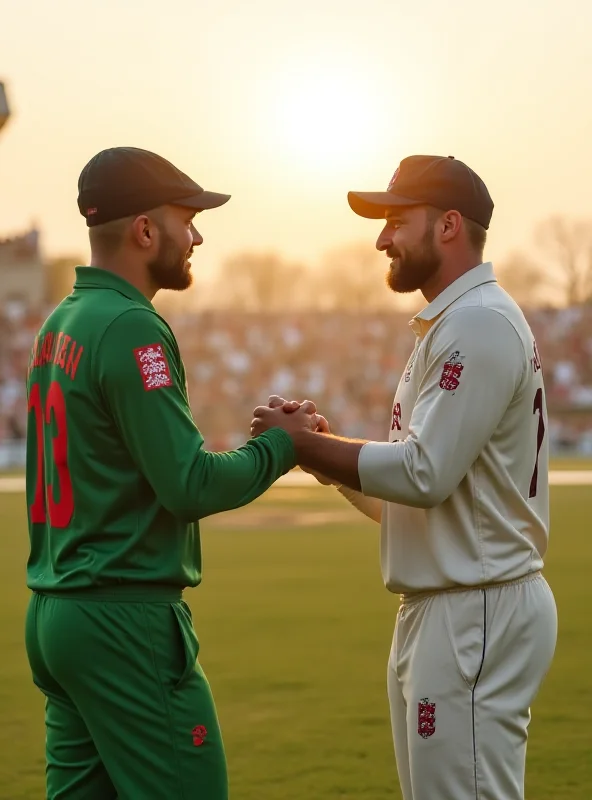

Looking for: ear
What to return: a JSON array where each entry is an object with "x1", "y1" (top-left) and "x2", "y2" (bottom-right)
[
  {"x1": 440, "y1": 210, "x2": 463, "y2": 243},
  {"x1": 131, "y1": 215, "x2": 155, "y2": 249}
]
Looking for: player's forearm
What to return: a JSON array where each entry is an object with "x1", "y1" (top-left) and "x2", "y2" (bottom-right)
[
  {"x1": 293, "y1": 430, "x2": 458, "y2": 509},
  {"x1": 290, "y1": 429, "x2": 435, "y2": 514},
  {"x1": 185, "y1": 429, "x2": 296, "y2": 520},
  {"x1": 157, "y1": 429, "x2": 295, "y2": 521},
  {"x1": 336, "y1": 484, "x2": 382, "y2": 524},
  {"x1": 357, "y1": 438, "x2": 467, "y2": 508},
  {"x1": 291, "y1": 431, "x2": 365, "y2": 491}
]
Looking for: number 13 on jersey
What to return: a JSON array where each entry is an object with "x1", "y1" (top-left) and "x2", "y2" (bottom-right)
[{"x1": 28, "y1": 380, "x2": 74, "y2": 528}]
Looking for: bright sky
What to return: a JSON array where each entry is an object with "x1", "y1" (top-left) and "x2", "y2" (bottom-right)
[{"x1": 1, "y1": 0, "x2": 592, "y2": 286}]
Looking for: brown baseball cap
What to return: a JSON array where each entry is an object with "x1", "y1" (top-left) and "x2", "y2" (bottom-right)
[
  {"x1": 348, "y1": 154, "x2": 494, "y2": 229},
  {"x1": 78, "y1": 146, "x2": 231, "y2": 227}
]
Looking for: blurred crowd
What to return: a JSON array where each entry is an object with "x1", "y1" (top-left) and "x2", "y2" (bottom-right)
[{"x1": 3, "y1": 301, "x2": 592, "y2": 465}]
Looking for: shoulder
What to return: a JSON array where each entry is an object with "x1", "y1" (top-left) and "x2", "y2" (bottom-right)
[
  {"x1": 94, "y1": 307, "x2": 181, "y2": 386},
  {"x1": 99, "y1": 306, "x2": 178, "y2": 350},
  {"x1": 425, "y1": 304, "x2": 528, "y2": 388},
  {"x1": 432, "y1": 303, "x2": 524, "y2": 348},
  {"x1": 450, "y1": 281, "x2": 531, "y2": 339}
]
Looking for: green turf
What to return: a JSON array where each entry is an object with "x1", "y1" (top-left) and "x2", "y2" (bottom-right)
[
  {"x1": 549, "y1": 457, "x2": 592, "y2": 470},
  {"x1": 1, "y1": 484, "x2": 591, "y2": 799}
]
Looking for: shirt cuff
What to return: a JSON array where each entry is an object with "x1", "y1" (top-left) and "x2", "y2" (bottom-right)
[
  {"x1": 259, "y1": 427, "x2": 297, "y2": 473},
  {"x1": 358, "y1": 441, "x2": 402, "y2": 499}
]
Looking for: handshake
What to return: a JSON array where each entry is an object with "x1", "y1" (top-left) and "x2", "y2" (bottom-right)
[
  {"x1": 251, "y1": 394, "x2": 330, "y2": 438},
  {"x1": 251, "y1": 395, "x2": 336, "y2": 486}
]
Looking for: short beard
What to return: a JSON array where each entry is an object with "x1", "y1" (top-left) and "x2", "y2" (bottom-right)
[
  {"x1": 386, "y1": 220, "x2": 441, "y2": 294},
  {"x1": 147, "y1": 223, "x2": 193, "y2": 292}
]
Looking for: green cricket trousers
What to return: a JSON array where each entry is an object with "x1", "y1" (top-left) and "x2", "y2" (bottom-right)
[{"x1": 25, "y1": 585, "x2": 228, "y2": 799}]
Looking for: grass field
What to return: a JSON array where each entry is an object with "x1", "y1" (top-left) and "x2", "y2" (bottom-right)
[{"x1": 1, "y1": 481, "x2": 592, "y2": 799}]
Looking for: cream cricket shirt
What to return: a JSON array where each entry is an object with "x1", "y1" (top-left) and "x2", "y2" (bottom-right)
[{"x1": 358, "y1": 263, "x2": 549, "y2": 594}]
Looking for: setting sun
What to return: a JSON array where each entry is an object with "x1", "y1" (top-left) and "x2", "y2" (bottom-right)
[{"x1": 263, "y1": 66, "x2": 381, "y2": 171}]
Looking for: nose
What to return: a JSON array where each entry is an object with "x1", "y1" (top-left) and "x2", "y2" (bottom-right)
[
  {"x1": 376, "y1": 224, "x2": 392, "y2": 252},
  {"x1": 191, "y1": 225, "x2": 203, "y2": 247}
]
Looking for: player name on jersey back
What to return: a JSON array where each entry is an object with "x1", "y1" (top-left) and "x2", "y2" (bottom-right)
[{"x1": 28, "y1": 330, "x2": 85, "y2": 382}]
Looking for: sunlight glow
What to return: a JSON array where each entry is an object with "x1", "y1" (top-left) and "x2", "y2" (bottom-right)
[{"x1": 265, "y1": 67, "x2": 380, "y2": 171}]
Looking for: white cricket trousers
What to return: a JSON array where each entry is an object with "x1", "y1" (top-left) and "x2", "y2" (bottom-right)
[{"x1": 387, "y1": 572, "x2": 557, "y2": 800}]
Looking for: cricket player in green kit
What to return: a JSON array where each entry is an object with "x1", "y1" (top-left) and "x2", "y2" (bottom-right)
[{"x1": 24, "y1": 146, "x2": 320, "y2": 800}]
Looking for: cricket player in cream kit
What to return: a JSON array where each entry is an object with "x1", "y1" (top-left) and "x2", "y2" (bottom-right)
[{"x1": 252, "y1": 155, "x2": 558, "y2": 800}]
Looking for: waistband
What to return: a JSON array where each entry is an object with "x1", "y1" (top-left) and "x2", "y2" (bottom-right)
[
  {"x1": 399, "y1": 570, "x2": 543, "y2": 607},
  {"x1": 33, "y1": 583, "x2": 184, "y2": 602}
]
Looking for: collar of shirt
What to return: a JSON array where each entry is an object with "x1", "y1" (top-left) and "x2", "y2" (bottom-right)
[
  {"x1": 409, "y1": 262, "x2": 497, "y2": 338},
  {"x1": 73, "y1": 266, "x2": 155, "y2": 311}
]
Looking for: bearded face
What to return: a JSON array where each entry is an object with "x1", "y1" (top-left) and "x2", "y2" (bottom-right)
[
  {"x1": 385, "y1": 212, "x2": 442, "y2": 294},
  {"x1": 147, "y1": 218, "x2": 194, "y2": 292}
]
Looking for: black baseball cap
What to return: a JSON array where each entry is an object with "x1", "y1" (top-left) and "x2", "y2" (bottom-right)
[
  {"x1": 77, "y1": 146, "x2": 231, "y2": 227},
  {"x1": 348, "y1": 155, "x2": 494, "y2": 229}
]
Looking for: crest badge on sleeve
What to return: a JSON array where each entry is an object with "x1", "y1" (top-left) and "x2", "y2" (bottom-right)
[
  {"x1": 439, "y1": 350, "x2": 464, "y2": 392},
  {"x1": 418, "y1": 698, "x2": 436, "y2": 739},
  {"x1": 134, "y1": 344, "x2": 173, "y2": 391}
]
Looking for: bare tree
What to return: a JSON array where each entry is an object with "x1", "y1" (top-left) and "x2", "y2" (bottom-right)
[
  {"x1": 208, "y1": 252, "x2": 307, "y2": 311},
  {"x1": 315, "y1": 242, "x2": 397, "y2": 311},
  {"x1": 153, "y1": 283, "x2": 205, "y2": 315},
  {"x1": 496, "y1": 251, "x2": 551, "y2": 308},
  {"x1": 535, "y1": 216, "x2": 592, "y2": 305}
]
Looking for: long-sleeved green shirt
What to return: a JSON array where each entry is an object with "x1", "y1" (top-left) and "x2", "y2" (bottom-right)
[{"x1": 25, "y1": 267, "x2": 295, "y2": 592}]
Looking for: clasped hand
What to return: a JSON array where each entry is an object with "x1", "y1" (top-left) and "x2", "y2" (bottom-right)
[
  {"x1": 250, "y1": 395, "x2": 329, "y2": 438},
  {"x1": 251, "y1": 396, "x2": 335, "y2": 486}
]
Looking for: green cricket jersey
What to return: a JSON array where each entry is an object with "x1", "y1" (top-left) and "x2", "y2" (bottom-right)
[{"x1": 25, "y1": 267, "x2": 296, "y2": 592}]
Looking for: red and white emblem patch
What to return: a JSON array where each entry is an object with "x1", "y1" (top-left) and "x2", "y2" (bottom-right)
[
  {"x1": 439, "y1": 350, "x2": 464, "y2": 392},
  {"x1": 418, "y1": 698, "x2": 436, "y2": 739},
  {"x1": 133, "y1": 343, "x2": 173, "y2": 391}
]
